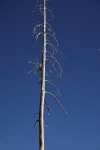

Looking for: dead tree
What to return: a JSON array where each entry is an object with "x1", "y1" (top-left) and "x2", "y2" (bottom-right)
[{"x1": 28, "y1": 0, "x2": 67, "y2": 150}]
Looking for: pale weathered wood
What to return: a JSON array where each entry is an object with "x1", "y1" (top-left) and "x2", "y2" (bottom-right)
[
  {"x1": 39, "y1": 0, "x2": 46, "y2": 150},
  {"x1": 30, "y1": 1, "x2": 67, "y2": 150}
]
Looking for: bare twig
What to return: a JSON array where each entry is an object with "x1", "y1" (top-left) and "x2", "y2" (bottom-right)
[
  {"x1": 45, "y1": 80, "x2": 61, "y2": 96},
  {"x1": 46, "y1": 8, "x2": 53, "y2": 19},
  {"x1": 34, "y1": 119, "x2": 39, "y2": 138},
  {"x1": 44, "y1": 100, "x2": 54, "y2": 115},
  {"x1": 46, "y1": 58, "x2": 58, "y2": 75},
  {"x1": 46, "y1": 22, "x2": 55, "y2": 35},
  {"x1": 46, "y1": 49, "x2": 54, "y2": 56},
  {"x1": 46, "y1": 33, "x2": 59, "y2": 47},
  {"x1": 33, "y1": 22, "x2": 43, "y2": 34},
  {"x1": 34, "y1": 32, "x2": 43, "y2": 41},
  {"x1": 45, "y1": 91, "x2": 67, "y2": 116},
  {"x1": 46, "y1": 53, "x2": 62, "y2": 76},
  {"x1": 46, "y1": 42, "x2": 58, "y2": 53}
]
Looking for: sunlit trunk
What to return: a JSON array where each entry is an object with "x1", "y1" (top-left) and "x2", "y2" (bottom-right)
[{"x1": 39, "y1": 0, "x2": 46, "y2": 150}]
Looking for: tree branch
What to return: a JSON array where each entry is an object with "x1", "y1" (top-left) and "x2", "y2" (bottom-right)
[
  {"x1": 33, "y1": 32, "x2": 43, "y2": 44},
  {"x1": 46, "y1": 54, "x2": 62, "y2": 76},
  {"x1": 34, "y1": 119, "x2": 39, "y2": 138},
  {"x1": 46, "y1": 42, "x2": 58, "y2": 53},
  {"x1": 45, "y1": 91, "x2": 67, "y2": 116},
  {"x1": 46, "y1": 8, "x2": 53, "y2": 19},
  {"x1": 45, "y1": 80, "x2": 61, "y2": 96},
  {"x1": 46, "y1": 58, "x2": 58, "y2": 76},
  {"x1": 33, "y1": 22, "x2": 43, "y2": 34},
  {"x1": 46, "y1": 22, "x2": 55, "y2": 35},
  {"x1": 44, "y1": 100, "x2": 54, "y2": 115},
  {"x1": 46, "y1": 33, "x2": 59, "y2": 47}
]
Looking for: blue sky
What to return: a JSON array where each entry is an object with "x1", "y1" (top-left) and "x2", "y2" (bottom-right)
[{"x1": 0, "y1": 0, "x2": 100, "y2": 150}]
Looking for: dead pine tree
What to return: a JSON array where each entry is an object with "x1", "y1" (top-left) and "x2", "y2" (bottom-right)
[{"x1": 28, "y1": 0, "x2": 67, "y2": 150}]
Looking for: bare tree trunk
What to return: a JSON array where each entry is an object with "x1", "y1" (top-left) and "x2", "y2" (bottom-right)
[
  {"x1": 39, "y1": 0, "x2": 46, "y2": 150},
  {"x1": 29, "y1": 1, "x2": 67, "y2": 150}
]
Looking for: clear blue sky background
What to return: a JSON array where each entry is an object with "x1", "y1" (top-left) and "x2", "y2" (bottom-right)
[{"x1": 0, "y1": 0, "x2": 100, "y2": 150}]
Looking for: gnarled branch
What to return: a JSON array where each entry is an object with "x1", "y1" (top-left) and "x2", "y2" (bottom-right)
[
  {"x1": 45, "y1": 91, "x2": 67, "y2": 116},
  {"x1": 45, "y1": 80, "x2": 61, "y2": 96}
]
